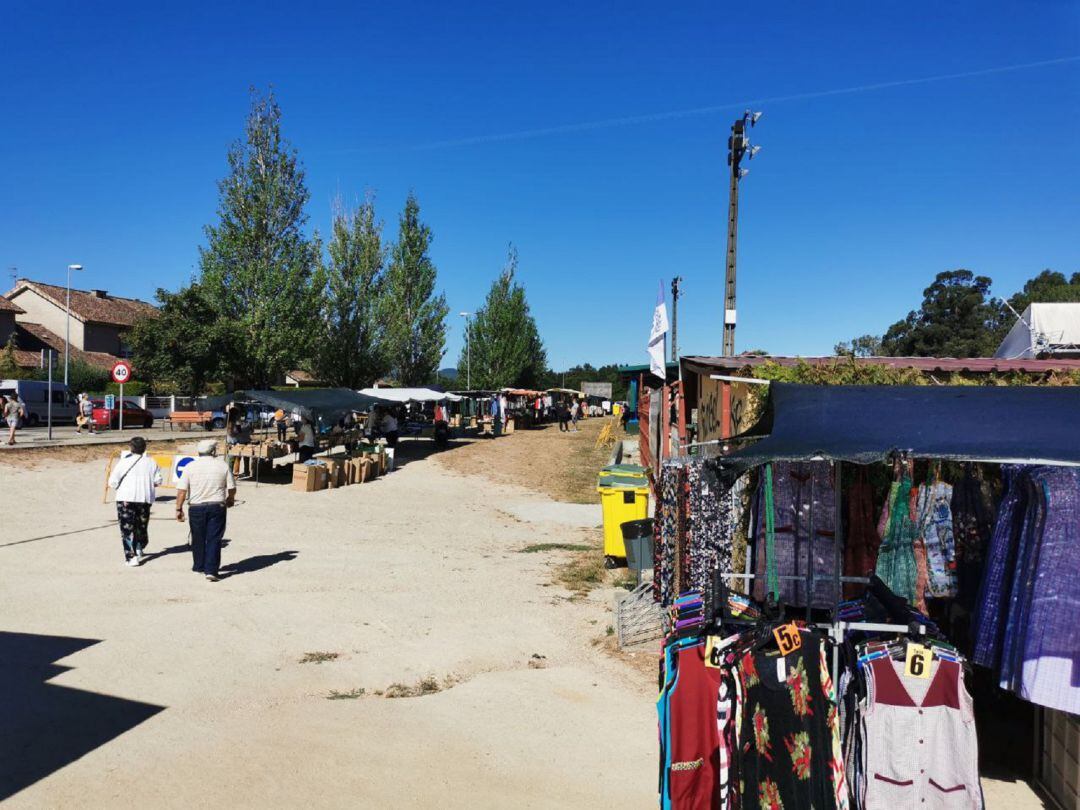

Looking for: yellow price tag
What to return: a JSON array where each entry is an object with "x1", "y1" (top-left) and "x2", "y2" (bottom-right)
[
  {"x1": 704, "y1": 636, "x2": 725, "y2": 668},
  {"x1": 904, "y1": 643, "x2": 932, "y2": 679},
  {"x1": 772, "y1": 622, "x2": 802, "y2": 656}
]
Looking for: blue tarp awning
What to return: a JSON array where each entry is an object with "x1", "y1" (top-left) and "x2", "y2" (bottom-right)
[{"x1": 721, "y1": 383, "x2": 1080, "y2": 470}]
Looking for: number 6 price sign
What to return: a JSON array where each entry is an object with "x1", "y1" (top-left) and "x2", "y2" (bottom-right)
[
  {"x1": 905, "y1": 643, "x2": 932, "y2": 679},
  {"x1": 111, "y1": 361, "x2": 133, "y2": 431}
]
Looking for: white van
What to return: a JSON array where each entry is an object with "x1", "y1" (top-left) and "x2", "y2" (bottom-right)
[{"x1": 0, "y1": 380, "x2": 78, "y2": 426}]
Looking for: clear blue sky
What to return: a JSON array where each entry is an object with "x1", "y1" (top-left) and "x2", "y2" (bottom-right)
[{"x1": 2, "y1": 1, "x2": 1078, "y2": 369}]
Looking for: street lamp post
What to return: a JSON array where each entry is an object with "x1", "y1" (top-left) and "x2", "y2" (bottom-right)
[
  {"x1": 65, "y1": 264, "x2": 83, "y2": 386},
  {"x1": 459, "y1": 311, "x2": 472, "y2": 389}
]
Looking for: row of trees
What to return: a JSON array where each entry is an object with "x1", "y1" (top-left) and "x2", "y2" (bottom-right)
[
  {"x1": 130, "y1": 90, "x2": 547, "y2": 395},
  {"x1": 835, "y1": 269, "x2": 1080, "y2": 358}
]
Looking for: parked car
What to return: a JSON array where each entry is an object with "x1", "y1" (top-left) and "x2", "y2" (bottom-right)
[
  {"x1": 0, "y1": 379, "x2": 78, "y2": 426},
  {"x1": 90, "y1": 398, "x2": 155, "y2": 429}
]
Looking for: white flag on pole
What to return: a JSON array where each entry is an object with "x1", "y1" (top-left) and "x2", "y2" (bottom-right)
[{"x1": 648, "y1": 280, "x2": 668, "y2": 379}]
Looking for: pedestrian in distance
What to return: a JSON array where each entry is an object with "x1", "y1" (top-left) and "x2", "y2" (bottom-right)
[
  {"x1": 4, "y1": 394, "x2": 24, "y2": 445},
  {"x1": 570, "y1": 399, "x2": 581, "y2": 431},
  {"x1": 76, "y1": 393, "x2": 96, "y2": 434},
  {"x1": 175, "y1": 439, "x2": 236, "y2": 582},
  {"x1": 557, "y1": 401, "x2": 570, "y2": 433},
  {"x1": 108, "y1": 436, "x2": 163, "y2": 567},
  {"x1": 273, "y1": 408, "x2": 288, "y2": 442}
]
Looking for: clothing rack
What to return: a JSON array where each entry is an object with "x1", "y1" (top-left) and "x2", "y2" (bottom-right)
[{"x1": 707, "y1": 459, "x2": 928, "y2": 686}]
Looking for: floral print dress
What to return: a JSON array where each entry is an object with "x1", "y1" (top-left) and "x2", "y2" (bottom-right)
[{"x1": 736, "y1": 633, "x2": 846, "y2": 810}]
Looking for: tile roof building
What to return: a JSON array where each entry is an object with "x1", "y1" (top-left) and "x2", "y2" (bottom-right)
[{"x1": 3, "y1": 280, "x2": 157, "y2": 371}]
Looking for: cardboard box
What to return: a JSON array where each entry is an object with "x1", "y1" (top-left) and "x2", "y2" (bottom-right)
[
  {"x1": 324, "y1": 459, "x2": 345, "y2": 489},
  {"x1": 292, "y1": 463, "x2": 323, "y2": 492}
]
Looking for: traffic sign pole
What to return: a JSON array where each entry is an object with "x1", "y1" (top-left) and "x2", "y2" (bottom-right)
[{"x1": 110, "y1": 361, "x2": 133, "y2": 432}]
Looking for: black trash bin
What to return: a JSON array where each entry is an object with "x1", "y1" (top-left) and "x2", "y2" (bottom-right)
[{"x1": 620, "y1": 518, "x2": 654, "y2": 573}]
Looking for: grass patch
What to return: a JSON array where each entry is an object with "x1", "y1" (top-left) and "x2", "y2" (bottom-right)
[
  {"x1": 557, "y1": 552, "x2": 606, "y2": 597},
  {"x1": 383, "y1": 674, "x2": 455, "y2": 699},
  {"x1": 325, "y1": 688, "x2": 365, "y2": 700},
  {"x1": 518, "y1": 542, "x2": 591, "y2": 554},
  {"x1": 299, "y1": 651, "x2": 340, "y2": 664},
  {"x1": 612, "y1": 570, "x2": 638, "y2": 591}
]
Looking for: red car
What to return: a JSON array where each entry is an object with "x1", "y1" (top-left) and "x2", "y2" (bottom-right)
[{"x1": 90, "y1": 398, "x2": 155, "y2": 429}]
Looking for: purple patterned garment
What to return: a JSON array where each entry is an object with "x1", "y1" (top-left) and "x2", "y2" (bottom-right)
[
  {"x1": 752, "y1": 461, "x2": 839, "y2": 608},
  {"x1": 1002, "y1": 467, "x2": 1080, "y2": 713},
  {"x1": 973, "y1": 465, "x2": 1080, "y2": 714},
  {"x1": 972, "y1": 466, "x2": 1027, "y2": 670}
]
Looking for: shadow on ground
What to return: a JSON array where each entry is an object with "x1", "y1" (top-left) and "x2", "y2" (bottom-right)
[
  {"x1": 0, "y1": 631, "x2": 164, "y2": 802},
  {"x1": 220, "y1": 550, "x2": 298, "y2": 577}
]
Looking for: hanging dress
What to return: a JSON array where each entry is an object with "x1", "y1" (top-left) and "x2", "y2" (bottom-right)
[
  {"x1": 915, "y1": 480, "x2": 958, "y2": 599},
  {"x1": 874, "y1": 473, "x2": 919, "y2": 606},
  {"x1": 736, "y1": 633, "x2": 846, "y2": 810}
]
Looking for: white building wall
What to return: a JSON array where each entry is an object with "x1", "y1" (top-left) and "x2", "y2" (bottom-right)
[{"x1": 10, "y1": 288, "x2": 87, "y2": 349}]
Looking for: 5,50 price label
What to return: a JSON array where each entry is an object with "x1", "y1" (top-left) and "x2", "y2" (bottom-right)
[{"x1": 772, "y1": 622, "x2": 802, "y2": 656}]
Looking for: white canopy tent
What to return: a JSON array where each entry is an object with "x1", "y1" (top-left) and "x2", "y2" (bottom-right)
[
  {"x1": 357, "y1": 387, "x2": 463, "y2": 404},
  {"x1": 995, "y1": 303, "x2": 1080, "y2": 359}
]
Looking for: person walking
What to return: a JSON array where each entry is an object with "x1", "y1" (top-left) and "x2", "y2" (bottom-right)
[
  {"x1": 557, "y1": 401, "x2": 570, "y2": 432},
  {"x1": 75, "y1": 393, "x2": 96, "y2": 434},
  {"x1": 273, "y1": 408, "x2": 288, "y2": 442},
  {"x1": 108, "y1": 436, "x2": 163, "y2": 567},
  {"x1": 175, "y1": 439, "x2": 236, "y2": 582},
  {"x1": 4, "y1": 394, "x2": 24, "y2": 445},
  {"x1": 570, "y1": 399, "x2": 581, "y2": 431}
]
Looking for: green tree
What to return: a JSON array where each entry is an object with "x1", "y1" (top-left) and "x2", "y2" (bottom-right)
[
  {"x1": 1007, "y1": 269, "x2": 1080, "y2": 313},
  {"x1": 880, "y1": 270, "x2": 1005, "y2": 358},
  {"x1": 129, "y1": 283, "x2": 240, "y2": 395},
  {"x1": 66, "y1": 360, "x2": 111, "y2": 395},
  {"x1": 0, "y1": 335, "x2": 26, "y2": 379},
  {"x1": 199, "y1": 89, "x2": 322, "y2": 388},
  {"x1": 458, "y1": 245, "x2": 546, "y2": 389},
  {"x1": 382, "y1": 193, "x2": 448, "y2": 385},
  {"x1": 312, "y1": 196, "x2": 389, "y2": 388},
  {"x1": 834, "y1": 334, "x2": 883, "y2": 357}
]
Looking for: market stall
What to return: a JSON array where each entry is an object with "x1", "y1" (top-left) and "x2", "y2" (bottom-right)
[{"x1": 650, "y1": 382, "x2": 1080, "y2": 809}]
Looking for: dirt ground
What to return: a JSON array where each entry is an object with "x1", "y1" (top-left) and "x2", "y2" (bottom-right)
[
  {"x1": 438, "y1": 416, "x2": 616, "y2": 504},
  {"x1": 0, "y1": 432, "x2": 657, "y2": 809},
  {"x1": 0, "y1": 428, "x2": 1048, "y2": 808}
]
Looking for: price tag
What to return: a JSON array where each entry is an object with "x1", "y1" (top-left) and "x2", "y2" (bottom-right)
[
  {"x1": 772, "y1": 622, "x2": 802, "y2": 656},
  {"x1": 904, "y1": 643, "x2": 932, "y2": 679},
  {"x1": 704, "y1": 636, "x2": 724, "y2": 668}
]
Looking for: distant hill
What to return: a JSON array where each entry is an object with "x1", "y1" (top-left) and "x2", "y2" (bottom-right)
[{"x1": 436, "y1": 367, "x2": 459, "y2": 380}]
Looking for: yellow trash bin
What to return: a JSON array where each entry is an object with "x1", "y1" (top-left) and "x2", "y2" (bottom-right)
[{"x1": 597, "y1": 476, "x2": 649, "y2": 565}]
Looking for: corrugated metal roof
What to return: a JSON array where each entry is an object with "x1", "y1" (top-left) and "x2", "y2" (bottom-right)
[{"x1": 681, "y1": 355, "x2": 1080, "y2": 374}]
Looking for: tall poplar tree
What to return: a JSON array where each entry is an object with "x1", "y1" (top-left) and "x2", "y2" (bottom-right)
[
  {"x1": 199, "y1": 89, "x2": 322, "y2": 387},
  {"x1": 458, "y1": 245, "x2": 547, "y2": 389},
  {"x1": 382, "y1": 193, "x2": 448, "y2": 385},
  {"x1": 313, "y1": 196, "x2": 389, "y2": 388}
]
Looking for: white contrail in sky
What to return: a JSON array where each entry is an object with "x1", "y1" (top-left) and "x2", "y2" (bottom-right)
[{"x1": 406, "y1": 55, "x2": 1080, "y2": 150}]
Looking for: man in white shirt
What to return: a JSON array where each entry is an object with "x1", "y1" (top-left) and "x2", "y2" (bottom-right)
[
  {"x1": 176, "y1": 439, "x2": 236, "y2": 582},
  {"x1": 108, "y1": 436, "x2": 163, "y2": 567}
]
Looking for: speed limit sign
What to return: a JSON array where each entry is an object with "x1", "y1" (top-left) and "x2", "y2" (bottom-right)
[{"x1": 111, "y1": 361, "x2": 132, "y2": 384}]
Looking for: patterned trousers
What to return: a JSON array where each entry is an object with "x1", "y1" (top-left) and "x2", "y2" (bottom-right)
[{"x1": 117, "y1": 501, "x2": 151, "y2": 560}]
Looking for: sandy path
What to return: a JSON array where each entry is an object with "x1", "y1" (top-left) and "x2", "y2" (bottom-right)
[{"x1": 1, "y1": 445, "x2": 656, "y2": 808}]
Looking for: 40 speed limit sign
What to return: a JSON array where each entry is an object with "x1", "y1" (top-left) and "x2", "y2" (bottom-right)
[{"x1": 111, "y1": 361, "x2": 132, "y2": 384}]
